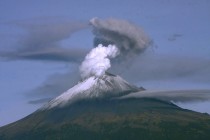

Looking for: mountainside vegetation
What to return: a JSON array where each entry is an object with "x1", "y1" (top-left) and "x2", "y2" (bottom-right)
[{"x1": 1, "y1": 98, "x2": 210, "y2": 140}]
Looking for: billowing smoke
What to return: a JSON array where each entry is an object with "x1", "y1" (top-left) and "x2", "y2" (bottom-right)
[
  {"x1": 79, "y1": 44, "x2": 119, "y2": 79},
  {"x1": 89, "y1": 17, "x2": 152, "y2": 58}
]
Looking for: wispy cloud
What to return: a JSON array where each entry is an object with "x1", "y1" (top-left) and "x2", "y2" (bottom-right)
[
  {"x1": 0, "y1": 47, "x2": 88, "y2": 62},
  {"x1": 121, "y1": 89, "x2": 210, "y2": 103},
  {"x1": 0, "y1": 17, "x2": 89, "y2": 62}
]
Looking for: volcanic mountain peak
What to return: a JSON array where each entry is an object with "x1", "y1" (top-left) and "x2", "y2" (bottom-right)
[{"x1": 42, "y1": 73, "x2": 140, "y2": 110}]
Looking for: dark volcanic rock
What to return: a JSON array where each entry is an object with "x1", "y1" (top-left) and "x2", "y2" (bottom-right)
[{"x1": 1, "y1": 98, "x2": 210, "y2": 140}]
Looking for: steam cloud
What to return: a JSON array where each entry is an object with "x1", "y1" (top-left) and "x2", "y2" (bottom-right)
[
  {"x1": 89, "y1": 17, "x2": 152, "y2": 58},
  {"x1": 79, "y1": 44, "x2": 119, "y2": 79}
]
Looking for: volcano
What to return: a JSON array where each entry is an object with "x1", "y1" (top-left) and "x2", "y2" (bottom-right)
[
  {"x1": 42, "y1": 72, "x2": 141, "y2": 109},
  {"x1": 0, "y1": 74, "x2": 210, "y2": 140}
]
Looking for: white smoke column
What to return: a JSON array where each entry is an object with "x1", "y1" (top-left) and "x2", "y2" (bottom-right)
[{"x1": 80, "y1": 44, "x2": 119, "y2": 79}]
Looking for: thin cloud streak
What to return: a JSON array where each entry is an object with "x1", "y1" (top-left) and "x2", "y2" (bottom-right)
[
  {"x1": 0, "y1": 17, "x2": 89, "y2": 62},
  {"x1": 120, "y1": 89, "x2": 210, "y2": 102},
  {"x1": 0, "y1": 47, "x2": 88, "y2": 62}
]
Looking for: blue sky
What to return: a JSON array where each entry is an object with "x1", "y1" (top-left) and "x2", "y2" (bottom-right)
[{"x1": 0, "y1": 0, "x2": 210, "y2": 126}]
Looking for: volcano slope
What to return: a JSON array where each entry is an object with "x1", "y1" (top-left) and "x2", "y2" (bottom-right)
[{"x1": 0, "y1": 98, "x2": 210, "y2": 140}]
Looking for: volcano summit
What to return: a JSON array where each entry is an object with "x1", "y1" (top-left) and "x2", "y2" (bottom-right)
[{"x1": 42, "y1": 73, "x2": 140, "y2": 109}]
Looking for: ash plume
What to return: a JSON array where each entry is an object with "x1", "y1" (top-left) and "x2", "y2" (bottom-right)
[
  {"x1": 89, "y1": 17, "x2": 152, "y2": 59},
  {"x1": 79, "y1": 44, "x2": 119, "y2": 79}
]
